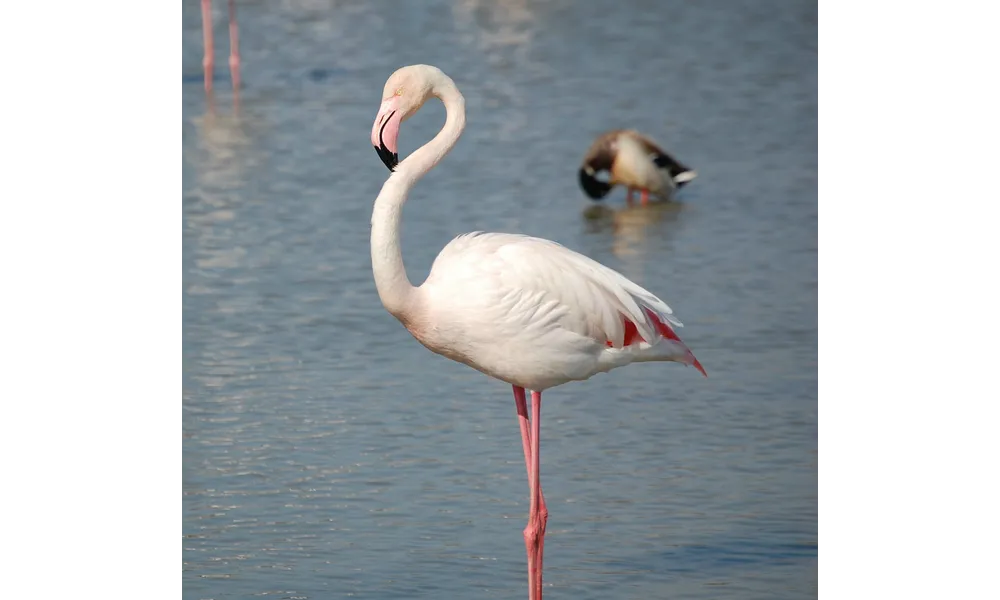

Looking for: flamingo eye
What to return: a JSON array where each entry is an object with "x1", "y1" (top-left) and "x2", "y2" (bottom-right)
[{"x1": 394, "y1": 87, "x2": 403, "y2": 96}]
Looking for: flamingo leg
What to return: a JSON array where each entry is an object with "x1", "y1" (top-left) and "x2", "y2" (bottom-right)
[
  {"x1": 625, "y1": 187, "x2": 635, "y2": 206},
  {"x1": 529, "y1": 390, "x2": 546, "y2": 599},
  {"x1": 228, "y1": 0, "x2": 241, "y2": 93},
  {"x1": 640, "y1": 189, "x2": 650, "y2": 206},
  {"x1": 524, "y1": 391, "x2": 548, "y2": 600},
  {"x1": 201, "y1": 0, "x2": 214, "y2": 93},
  {"x1": 512, "y1": 386, "x2": 548, "y2": 600}
]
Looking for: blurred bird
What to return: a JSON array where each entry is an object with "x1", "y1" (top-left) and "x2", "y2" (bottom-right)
[{"x1": 579, "y1": 129, "x2": 697, "y2": 205}]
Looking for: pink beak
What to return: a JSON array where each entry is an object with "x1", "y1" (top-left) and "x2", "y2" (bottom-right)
[{"x1": 372, "y1": 97, "x2": 402, "y2": 171}]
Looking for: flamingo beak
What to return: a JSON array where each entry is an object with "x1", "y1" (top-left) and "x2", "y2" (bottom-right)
[{"x1": 372, "y1": 98, "x2": 402, "y2": 171}]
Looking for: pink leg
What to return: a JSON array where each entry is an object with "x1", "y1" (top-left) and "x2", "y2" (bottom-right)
[
  {"x1": 228, "y1": 0, "x2": 241, "y2": 93},
  {"x1": 513, "y1": 386, "x2": 548, "y2": 600},
  {"x1": 640, "y1": 189, "x2": 650, "y2": 205},
  {"x1": 528, "y1": 390, "x2": 545, "y2": 600},
  {"x1": 625, "y1": 187, "x2": 635, "y2": 206},
  {"x1": 201, "y1": 0, "x2": 214, "y2": 93}
]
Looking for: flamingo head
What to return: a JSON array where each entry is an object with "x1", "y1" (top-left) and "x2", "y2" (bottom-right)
[{"x1": 371, "y1": 65, "x2": 439, "y2": 171}]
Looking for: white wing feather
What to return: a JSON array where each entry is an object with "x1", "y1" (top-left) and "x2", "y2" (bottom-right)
[{"x1": 429, "y1": 232, "x2": 683, "y2": 347}]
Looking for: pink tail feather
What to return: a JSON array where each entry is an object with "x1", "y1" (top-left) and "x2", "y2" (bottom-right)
[{"x1": 644, "y1": 309, "x2": 708, "y2": 377}]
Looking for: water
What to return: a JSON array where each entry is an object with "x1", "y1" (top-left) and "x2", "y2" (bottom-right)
[{"x1": 182, "y1": 0, "x2": 817, "y2": 598}]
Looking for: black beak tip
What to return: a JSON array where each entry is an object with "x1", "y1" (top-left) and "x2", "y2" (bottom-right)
[
  {"x1": 579, "y1": 168, "x2": 612, "y2": 200},
  {"x1": 374, "y1": 109, "x2": 399, "y2": 172},
  {"x1": 374, "y1": 143, "x2": 398, "y2": 172}
]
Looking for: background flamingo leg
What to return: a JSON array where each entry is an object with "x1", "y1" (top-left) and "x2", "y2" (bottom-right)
[
  {"x1": 228, "y1": 0, "x2": 241, "y2": 92},
  {"x1": 201, "y1": 0, "x2": 214, "y2": 93}
]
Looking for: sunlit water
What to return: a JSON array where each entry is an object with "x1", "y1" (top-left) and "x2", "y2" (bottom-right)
[{"x1": 183, "y1": 0, "x2": 817, "y2": 598}]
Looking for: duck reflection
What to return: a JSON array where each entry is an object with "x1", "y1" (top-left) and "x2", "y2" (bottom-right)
[
  {"x1": 582, "y1": 202, "x2": 685, "y2": 258},
  {"x1": 582, "y1": 201, "x2": 687, "y2": 282}
]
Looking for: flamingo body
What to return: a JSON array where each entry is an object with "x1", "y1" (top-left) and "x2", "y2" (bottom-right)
[{"x1": 411, "y1": 231, "x2": 704, "y2": 391}]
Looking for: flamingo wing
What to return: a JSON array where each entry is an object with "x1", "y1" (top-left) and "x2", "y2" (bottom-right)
[{"x1": 435, "y1": 232, "x2": 686, "y2": 348}]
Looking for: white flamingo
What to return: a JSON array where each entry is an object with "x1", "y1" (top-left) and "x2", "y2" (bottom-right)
[{"x1": 369, "y1": 64, "x2": 706, "y2": 600}]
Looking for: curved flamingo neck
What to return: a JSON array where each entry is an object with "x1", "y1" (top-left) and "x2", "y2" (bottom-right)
[
  {"x1": 397, "y1": 78, "x2": 465, "y2": 183},
  {"x1": 370, "y1": 75, "x2": 466, "y2": 321}
]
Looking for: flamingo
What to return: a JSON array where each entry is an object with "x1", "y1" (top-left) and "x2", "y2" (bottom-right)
[
  {"x1": 579, "y1": 129, "x2": 697, "y2": 206},
  {"x1": 369, "y1": 64, "x2": 707, "y2": 600},
  {"x1": 200, "y1": 0, "x2": 240, "y2": 95}
]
